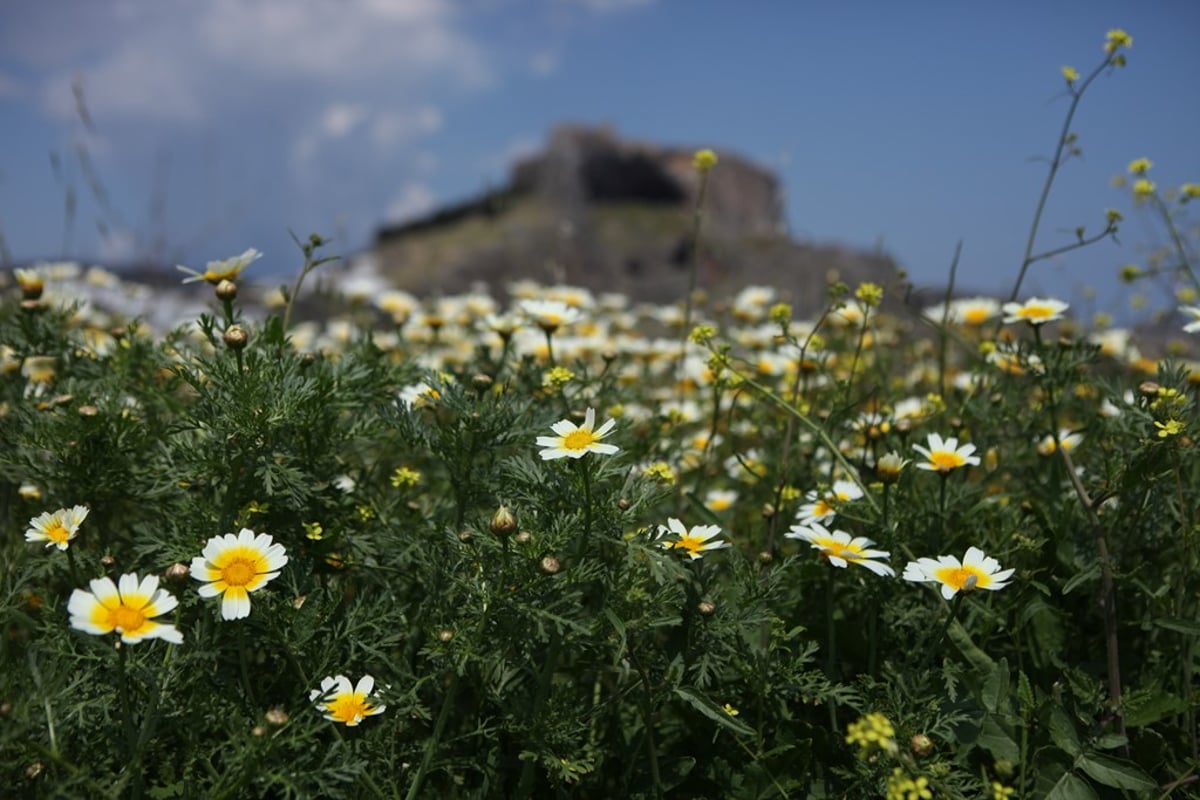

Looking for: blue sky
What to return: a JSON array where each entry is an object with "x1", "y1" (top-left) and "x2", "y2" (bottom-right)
[{"x1": 1, "y1": 0, "x2": 1197, "y2": 308}]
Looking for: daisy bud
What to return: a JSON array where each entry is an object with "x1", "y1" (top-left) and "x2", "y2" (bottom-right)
[
  {"x1": 164, "y1": 562, "x2": 191, "y2": 582},
  {"x1": 540, "y1": 555, "x2": 561, "y2": 575},
  {"x1": 20, "y1": 299, "x2": 45, "y2": 314},
  {"x1": 457, "y1": 529, "x2": 472, "y2": 543},
  {"x1": 252, "y1": 725, "x2": 266, "y2": 738},
  {"x1": 100, "y1": 554, "x2": 116, "y2": 567},
  {"x1": 514, "y1": 530, "x2": 532, "y2": 545},
  {"x1": 77, "y1": 404, "x2": 99, "y2": 418},
  {"x1": 223, "y1": 326, "x2": 248, "y2": 351},
  {"x1": 438, "y1": 629, "x2": 454, "y2": 643},
  {"x1": 471, "y1": 373, "x2": 493, "y2": 393},
  {"x1": 617, "y1": 498, "x2": 631, "y2": 510},
  {"x1": 697, "y1": 600, "x2": 716, "y2": 616},
  {"x1": 215, "y1": 279, "x2": 238, "y2": 301},
  {"x1": 758, "y1": 551, "x2": 774, "y2": 564},
  {"x1": 25, "y1": 762, "x2": 45, "y2": 780},
  {"x1": 910, "y1": 733, "x2": 934, "y2": 757},
  {"x1": 490, "y1": 505, "x2": 517, "y2": 539},
  {"x1": 1138, "y1": 381, "x2": 1160, "y2": 397},
  {"x1": 265, "y1": 708, "x2": 289, "y2": 726},
  {"x1": 0, "y1": 701, "x2": 12, "y2": 717},
  {"x1": 15, "y1": 269, "x2": 44, "y2": 300}
]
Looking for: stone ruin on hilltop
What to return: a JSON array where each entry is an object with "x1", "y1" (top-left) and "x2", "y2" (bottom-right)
[{"x1": 371, "y1": 124, "x2": 904, "y2": 315}]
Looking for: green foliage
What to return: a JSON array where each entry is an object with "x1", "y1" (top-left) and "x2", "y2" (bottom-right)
[{"x1": 2, "y1": 25, "x2": 1198, "y2": 799}]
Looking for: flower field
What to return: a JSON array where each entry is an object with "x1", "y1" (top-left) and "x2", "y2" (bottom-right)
[{"x1": 2, "y1": 27, "x2": 1199, "y2": 800}]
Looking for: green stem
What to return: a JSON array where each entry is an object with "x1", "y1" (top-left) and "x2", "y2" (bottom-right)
[
  {"x1": 628, "y1": 647, "x2": 663, "y2": 798},
  {"x1": 1010, "y1": 55, "x2": 1117, "y2": 301},
  {"x1": 937, "y1": 241, "x2": 963, "y2": 399},
  {"x1": 116, "y1": 644, "x2": 144, "y2": 800},
  {"x1": 676, "y1": 162, "x2": 715, "y2": 395},
  {"x1": 824, "y1": 570, "x2": 838, "y2": 733},
  {"x1": 1150, "y1": 192, "x2": 1200, "y2": 292},
  {"x1": 405, "y1": 672, "x2": 460, "y2": 800},
  {"x1": 935, "y1": 594, "x2": 965, "y2": 653},
  {"x1": 514, "y1": 636, "x2": 563, "y2": 799},
  {"x1": 237, "y1": 623, "x2": 256, "y2": 709},
  {"x1": 717, "y1": 359, "x2": 880, "y2": 517}
]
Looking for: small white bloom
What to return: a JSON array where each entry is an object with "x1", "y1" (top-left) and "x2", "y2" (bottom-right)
[{"x1": 902, "y1": 546, "x2": 1015, "y2": 599}]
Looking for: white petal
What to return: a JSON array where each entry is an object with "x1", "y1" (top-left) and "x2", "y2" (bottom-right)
[
  {"x1": 355, "y1": 675, "x2": 376, "y2": 695},
  {"x1": 89, "y1": 577, "x2": 119, "y2": 604},
  {"x1": 860, "y1": 560, "x2": 896, "y2": 578},
  {"x1": 221, "y1": 591, "x2": 251, "y2": 620},
  {"x1": 68, "y1": 588, "x2": 101, "y2": 618},
  {"x1": 137, "y1": 574, "x2": 161, "y2": 598},
  {"x1": 118, "y1": 573, "x2": 140, "y2": 598},
  {"x1": 149, "y1": 589, "x2": 178, "y2": 616}
]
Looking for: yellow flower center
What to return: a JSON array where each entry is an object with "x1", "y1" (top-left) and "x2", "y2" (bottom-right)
[
  {"x1": 812, "y1": 499, "x2": 835, "y2": 517},
  {"x1": 933, "y1": 565, "x2": 989, "y2": 591},
  {"x1": 964, "y1": 308, "x2": 990, "y2": 324},
  {"x1": 109, "y1": 604, "x2": 147, "y2": 633},
  {"x1": 202, "y1": 266, "x2": 239, "y2": 284},
  {"x1": 671, "y1": 535, "x2": 705, "y2": 557},
  {"x1": 930, "y1": 451, "x2": 965, "y2": 471},
  {"x1": 813, "y1": 536, "x2": 865, "y2": 562},
  {"x1": 708, "y1": 499, "x2": 732, "y2": 511},
  {"x1": 222, "y1": 558, "x2": 257, "y2": 587},
  {"x1": 326, "y1": 693, "x2": 375, "y2": 725},
  {"x1": 563, "y1": 429, "x2": 598, "y2": 452},
  {"x1": 47, "y1": 524, "x2": 72, "y2": 544},
  {"x1": 1019, "y1": 304, "x2": 1056, "y2": 320}
]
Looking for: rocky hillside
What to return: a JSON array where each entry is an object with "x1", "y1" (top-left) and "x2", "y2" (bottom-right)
[{"x1": 371, "y1": 125, "x2": 907, "y2": 317}]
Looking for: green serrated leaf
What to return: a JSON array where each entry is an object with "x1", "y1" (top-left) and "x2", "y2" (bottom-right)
[
  {"x1": 1045, "y1": 771, "x2": 1099, "y2": 800},
  {"x1": 1017, "y1": 670, "x2": 1035, "y2": 717},
  {"x1": 1125, "y1": 692, "x2": 1189, "y2": 728},
  {"x1": 674, "y1": 686, "x2": 756, "y2": 737},
  {"x1": 1075, "y1": 753, "x2": 1156, "y2": 791}
]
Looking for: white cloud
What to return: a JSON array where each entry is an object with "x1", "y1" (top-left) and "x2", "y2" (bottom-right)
[
  {"x1": 385, "y1": 183, "x2": 436, "y2": 224},
  {"x1": 370, "y1": 107, "x2": 444, "y2": 149},
  {"x1": 322, "y1": 104, "x2": 368, "y2": 139},
  {"x1": 31, "y1": 0, "x2": 487, "y2": 124},
  {"x1": 0, "y1": 71, "x2": 25, "y2": 98},
  {"x1": 571, "y1": 0, "x2": 657, "y2": 13},
  {"x1": 528, "y1": 51, "x2": 559, "y2": 77}
]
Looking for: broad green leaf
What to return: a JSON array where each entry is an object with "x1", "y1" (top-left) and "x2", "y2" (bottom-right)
[
  {"x1": 948, "y1": 619, "x2": 994, "y2": 673},
  {"x1": 1062, "y1": 562, "x2": 1101, "y2": 595},
  {"x1": 1045, "y1": 772, "x2": 1098, "y2": 800},
  {"x1": 674, "y1": 687, "x2": 756, "y2": 737},
  {"x1": 660, "y1": 757, "x2": 696, "y2": 791},
  {"x1": 982, "y1": 658, "x2": 1010, "y2": 713},
  {"x1": 974, "y1": 715, "x2": 1020, "y2": 762},
  {"x1": 1047, "y1": 707, "x2": 1082, "y2": 757},
  {"x1": 1075, "y1": 753, "x2": 1156, "y2": 791}
]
